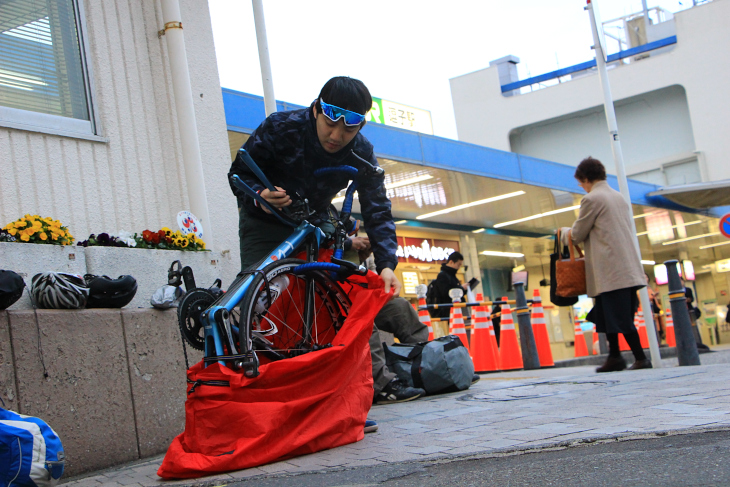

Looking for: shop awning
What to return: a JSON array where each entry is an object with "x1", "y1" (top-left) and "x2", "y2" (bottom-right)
[{"x1": 647, "y1": 180, "x2": 730, "y2": 209}]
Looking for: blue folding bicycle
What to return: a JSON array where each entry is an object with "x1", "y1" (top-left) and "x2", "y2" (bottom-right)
[{"x1": 178, "y1": 149, "x2": 383, "y2": 378}]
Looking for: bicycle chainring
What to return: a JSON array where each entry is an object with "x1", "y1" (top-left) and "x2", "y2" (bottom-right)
[{"x1": 177, "y1": 288, "x2": 217, "y2": 351}]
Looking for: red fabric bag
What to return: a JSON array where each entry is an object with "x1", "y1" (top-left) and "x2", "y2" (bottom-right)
[{"x1": 158, "y1": 270, "x2": 390, "y2": 479}]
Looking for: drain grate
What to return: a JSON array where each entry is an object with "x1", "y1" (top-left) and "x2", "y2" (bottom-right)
[{"x1": 458, "y1": 380, "x2": 618, "y2": 402}]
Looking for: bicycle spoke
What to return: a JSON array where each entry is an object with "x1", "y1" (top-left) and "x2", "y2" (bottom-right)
[{"x1": 261, "y1": 304, "x2": 304, "y2": 342}]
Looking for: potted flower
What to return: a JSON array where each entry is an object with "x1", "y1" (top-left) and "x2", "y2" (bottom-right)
[
  {"x1": 0, "y1": 215, "x2": 84, "y2": 310},
  {"x1": 82, "y1": 228, "x2": 217, "y2": 310}
]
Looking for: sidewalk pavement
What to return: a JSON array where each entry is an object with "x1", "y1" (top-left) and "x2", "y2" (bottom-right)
[{"x1": 61, "y1": 349, "x2": 730, "y2": 487}]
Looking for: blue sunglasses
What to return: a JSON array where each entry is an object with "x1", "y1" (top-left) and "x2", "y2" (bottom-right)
[{"x1": 319, "y1": 98, "x2": 366, "y2": 126}]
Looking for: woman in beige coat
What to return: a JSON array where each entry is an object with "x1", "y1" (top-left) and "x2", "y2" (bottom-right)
[{"x1": 561, "y1": 157, "x2": 651, "y2": 372}]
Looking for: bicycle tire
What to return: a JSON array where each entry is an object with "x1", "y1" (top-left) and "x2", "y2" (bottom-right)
[{"x1": 238, "y1": 258, "x2": 351, "y2": 361}]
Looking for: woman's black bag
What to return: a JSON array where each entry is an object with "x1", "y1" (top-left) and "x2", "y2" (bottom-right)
[{"x1": 550, "y1": 232, "x2": 579, "y2": 307}]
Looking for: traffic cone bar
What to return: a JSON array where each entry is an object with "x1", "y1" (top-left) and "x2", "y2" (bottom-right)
[{"x1": 419, "y1": 299, "x2": 532, "y2": 311}]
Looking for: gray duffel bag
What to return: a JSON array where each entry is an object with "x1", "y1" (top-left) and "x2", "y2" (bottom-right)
[{"x1": 384, "y1": 335, "x2": 474, "y2": 395}]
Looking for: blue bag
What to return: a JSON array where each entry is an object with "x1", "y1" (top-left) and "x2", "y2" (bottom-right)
[{"x1": 0, "y1": 407, "x2": 65, "y2": 487}]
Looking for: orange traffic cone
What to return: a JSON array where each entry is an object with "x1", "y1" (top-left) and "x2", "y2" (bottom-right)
[
  {"x1": 530, "y1": 289, "x2": 554, "y2": 367},
  {"x1": 665, "y1": 308, "x2": 676, "y2": 347},
  {"x1": 574, "y1": 320, "x2": 589, "y2": 357},
  {"x1": 497, "y1": 301, "x2": 523, "y2": 370},
  {"x1": 618, "y1": 333, "x2": 631, "y2": 351},
  {"x1": 417, "y1": 296, "x2": 435, "y2": 341},
  {"x1": 449, "y1": 303, "x2": 470, "y2": 353},
  {"x1": 636, "y1": 307, "x2": 649, "y2": 349},
  {"x1": 469, "y1": 293, "x2": 484, "y2": 347},
  {"x1": 471, "y1": 304, "x2": 499, "y2": 372},
  {"x1": 485, "y1": 304, "x2": 500, "y2": 365}
]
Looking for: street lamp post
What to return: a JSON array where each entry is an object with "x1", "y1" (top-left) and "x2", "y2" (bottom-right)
[
  {"x1": 585, "y1": 0, "x2": 662, "y2": 367},
  {"x1": 252, "y1": 0, "x2": 277, "y2": 117}
]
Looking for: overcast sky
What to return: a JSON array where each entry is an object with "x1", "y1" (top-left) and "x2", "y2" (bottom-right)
[{"x1": 209, "y1": 0, "x2": 691, "y2": 140}]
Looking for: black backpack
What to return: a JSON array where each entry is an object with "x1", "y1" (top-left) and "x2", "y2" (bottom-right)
[{"x1": 425, "y1": 280, "x2": 438, "y2": 318}]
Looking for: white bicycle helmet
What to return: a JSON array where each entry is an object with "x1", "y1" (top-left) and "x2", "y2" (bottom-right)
[{"x1": 31, "y1": 272, "x2": 89, "y2": 309}]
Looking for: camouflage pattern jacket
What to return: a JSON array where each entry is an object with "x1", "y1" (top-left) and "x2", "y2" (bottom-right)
[{"x1": 228, "y1": 103, "x2": 398, "y2": 272}]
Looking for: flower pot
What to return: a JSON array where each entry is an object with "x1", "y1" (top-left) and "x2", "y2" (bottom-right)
[
  {"x1": 0, "y1": 242, "x2": 86, "y2": 309},
  {"x1": 84, "y1": 247, "x2": 232, "y2": 309}
]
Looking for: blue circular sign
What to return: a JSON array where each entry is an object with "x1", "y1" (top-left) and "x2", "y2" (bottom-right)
[{"x1": 720, "y1": 213, "x2": 730, "y2": 239}]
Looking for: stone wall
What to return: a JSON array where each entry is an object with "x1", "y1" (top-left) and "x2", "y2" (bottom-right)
[{"x1": 0, "y1": 308, "x2": 203, "y2": 477}]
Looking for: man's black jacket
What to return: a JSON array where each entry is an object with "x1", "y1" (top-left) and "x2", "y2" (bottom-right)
[
  {"x1": 228, "y1": 103, "x2": 397, "y2": 272},
  {"x1": 431, "y1": 263, "x2": 464, "y2": 319}
]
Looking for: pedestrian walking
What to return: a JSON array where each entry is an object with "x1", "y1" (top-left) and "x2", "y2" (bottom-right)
[{"x1": 560, "y1": 157, "x2": 651, "y2": 372}]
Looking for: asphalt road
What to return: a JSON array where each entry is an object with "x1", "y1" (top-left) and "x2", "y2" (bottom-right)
[{"x1": 229, "y1": 429, "x2": 730, "y2": 487}]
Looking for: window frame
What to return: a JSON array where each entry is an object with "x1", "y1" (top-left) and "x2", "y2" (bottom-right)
[{"x1": 0, "y1": 0, "x2": 105, "y2": 142}]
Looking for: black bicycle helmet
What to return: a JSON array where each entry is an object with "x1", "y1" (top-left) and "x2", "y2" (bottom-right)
[
  {"x1": 0, "y1": 270, "x2": 25, "y2": 310},
  {"x1": 30, "y1": 272, "x2": 89, "y2": 309},
  {"x1": 84, "y1": 274, "x2": 138, "y2": 308}
]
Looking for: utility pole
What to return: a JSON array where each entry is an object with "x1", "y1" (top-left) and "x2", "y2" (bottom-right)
[{"x1": 585, "y1": 0, "x2": 662, "y2": 367}]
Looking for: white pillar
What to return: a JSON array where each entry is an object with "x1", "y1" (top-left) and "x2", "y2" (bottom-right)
[
  {"x1": 252, "y1": 0, "x2": 277, "y2": 116},
  {"x1": 586, "y1": 0, "x2": 661, "y2": 367},
  {"x1": 159, "y1": 0, "x2": 213, "y2": 244}
]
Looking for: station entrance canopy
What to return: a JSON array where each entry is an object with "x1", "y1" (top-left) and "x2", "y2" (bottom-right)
[{"x1": 223, "y1": 89, "x2": 727, "y2": 272}]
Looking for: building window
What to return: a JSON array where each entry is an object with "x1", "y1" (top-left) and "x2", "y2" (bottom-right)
[{"x1": 0, "y1": 0, "x2": 98, "y2": 138}]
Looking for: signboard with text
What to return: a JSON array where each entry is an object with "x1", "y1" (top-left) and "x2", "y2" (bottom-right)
[
  {"x1": 369, "y1": 97, "x2": 433, "y2": 135},
  {"x1": 395, "y1": 237, "x2": 459, "y2": 264}
]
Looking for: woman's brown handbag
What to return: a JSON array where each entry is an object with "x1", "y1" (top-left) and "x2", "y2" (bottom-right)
[{"x1": 555, "y1": 230, "x2": 587, "y2": 297}]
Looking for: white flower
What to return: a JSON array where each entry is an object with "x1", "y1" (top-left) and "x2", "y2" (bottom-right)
[{"x1": 117, "y1": 230, "x2": 137, "y2": 248}]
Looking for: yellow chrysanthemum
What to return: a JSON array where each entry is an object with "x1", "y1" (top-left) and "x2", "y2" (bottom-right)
[
  {"x1": 15, "y1": 220, "x2": 27, "y2": 228},
  {"x1": 25, "y1": 227, "x2": 36, "y2": 236},
  {"x1": 8, "y1": 228, "x2": 17, "y2": 236},
  {"x1": 39, "y1": 232, "x2": 48, "y2": 241},
  {"x1": 20, "y1": 233, "x2": 30, "y2": 242},
  {"x1": 32, "y1": 220, "x2": 42, "y2": 229},
  {"x1": 51, "y1": 233, "x2": 59, "y2": 240}
]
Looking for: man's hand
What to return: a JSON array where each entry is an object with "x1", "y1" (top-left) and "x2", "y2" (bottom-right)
[
  {"x1": 380, "y1": 268, "x2": 401, "y2": 296},
  {"x1": 260, "y1": 186, "x2": 292, "y2": 214},
  {"x1": 349, "y1": 236, "x2": 370, "y2": 251}
]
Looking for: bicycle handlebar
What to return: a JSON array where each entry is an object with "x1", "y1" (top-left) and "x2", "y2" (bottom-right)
[{"x1": 313, "y1": 166, "x2": 359, "y2": 178}]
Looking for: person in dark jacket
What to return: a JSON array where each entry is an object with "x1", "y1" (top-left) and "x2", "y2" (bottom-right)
[
  {"x1": 229, "y1": 77, "x2": 425, "y2": 405},
  {"x1": 229, "y1": 76, "x2": 400, "y2": 294},
  {"x1": 431, "y1": 251, "x2": 468, "y2": 319}
]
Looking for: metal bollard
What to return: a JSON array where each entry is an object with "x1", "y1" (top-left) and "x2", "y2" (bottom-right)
[
  {"x1": 665, "y1": 260, "x2": 700, "y2": 366},
  {"x1": 598, "y1": 333, "x2": 609, "y2": 355},
  {"x1": 513, "y1": 282, "x2": 541, "y2": 370}
]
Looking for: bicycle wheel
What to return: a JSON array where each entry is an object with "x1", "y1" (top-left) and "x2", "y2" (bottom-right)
[{"x1": 238, "y1": 258, "x2": 351, "y2": 360}]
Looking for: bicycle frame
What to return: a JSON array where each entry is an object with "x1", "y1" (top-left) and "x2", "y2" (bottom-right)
[{"x1": 199, "y1": 219, "x2": 326, "y2": 369}]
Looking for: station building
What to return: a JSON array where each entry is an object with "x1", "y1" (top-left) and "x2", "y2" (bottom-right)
[{"x1": 1, "y1": 0, "x2": 727, "y2": 361}]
